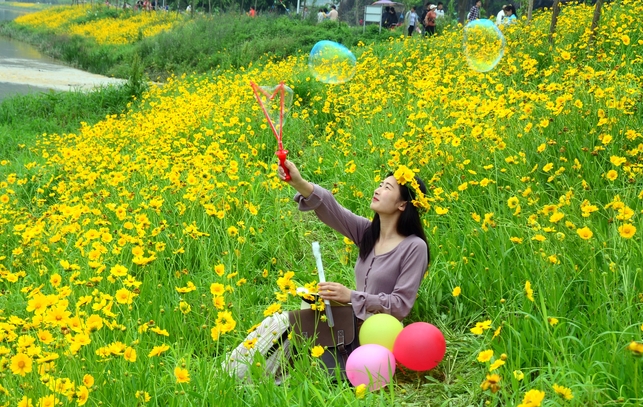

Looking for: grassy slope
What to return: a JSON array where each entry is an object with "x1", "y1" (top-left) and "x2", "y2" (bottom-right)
[{"x1": 0, "y1": 2, "x2": 641, "y2": 406}]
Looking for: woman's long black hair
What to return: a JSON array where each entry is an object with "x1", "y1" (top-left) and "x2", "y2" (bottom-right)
[{"x1": 358, "y1": 174, "x2": 430, "y2": 263}]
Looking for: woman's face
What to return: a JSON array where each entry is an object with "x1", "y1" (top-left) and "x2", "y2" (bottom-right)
[{"x1": 371, "y1": 176, "x2": 407, "y2": 215}]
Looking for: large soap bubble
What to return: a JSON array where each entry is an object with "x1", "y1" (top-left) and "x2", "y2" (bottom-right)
[
  {"x1": 308, "y1": 40, "x2": 356, "y2": 84},
  {"x1": 462, "y1": 19, "x2": 506, "y2": 72}
]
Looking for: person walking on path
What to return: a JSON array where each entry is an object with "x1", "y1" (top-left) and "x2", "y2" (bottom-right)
[
  {"x1": 406, "y1": 6, "x2": 419, "y2": 36},
  {"x1": 424, "y1": 4, "x2": 437, "y2": 36}
]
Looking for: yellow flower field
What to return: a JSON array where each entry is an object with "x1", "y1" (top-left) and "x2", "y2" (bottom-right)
[
  {"x1": 0, "y1": 1, "x2": 642, "y2": 405},
  {"x1": 15, "y1": 5, "x2": 182, "y2": 44}
]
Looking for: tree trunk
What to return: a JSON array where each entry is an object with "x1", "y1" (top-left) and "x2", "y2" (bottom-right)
[
  {"x1": 457, "y1": 0, "x2": 467, "y2": 24},
  {"x1": 588, "y1": 0, "x2": 603, "y2": 46},
  {"x1": 354, "y1": 0, "x2": 360, "y2": 26},
  {"x1": 209, "y1": 0, "x2": 212, "y2": 14},
  {"x1": 527, "y1": 0, "x2": 533, "y2": 22},
  {"x1": 548, "y1": 0, "x2": 561, "y2": 45}
]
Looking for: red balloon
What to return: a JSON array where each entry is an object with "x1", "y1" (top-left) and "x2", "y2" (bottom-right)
[{"x1": 392, "y1": 322, "x2": 446, "y2": 371}]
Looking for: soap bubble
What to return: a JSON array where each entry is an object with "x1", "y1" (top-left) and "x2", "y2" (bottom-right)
[
  {"x1": 462, "y1": 19, "x2": 506, "y2": 72},
  {"x1": 255, "y1": 84, "x2": 294, "y2": 134},
  {"x1": 308, "y1": 40, "x2": 356, "y2": 84}
]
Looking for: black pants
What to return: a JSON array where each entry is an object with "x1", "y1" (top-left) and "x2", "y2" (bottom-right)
[
  {"x1": 408, "y1": 25, "x2": 415, "y2": 36},
  {"x1": 425, "y1": 25, "x2": 435, "y2": 36}
]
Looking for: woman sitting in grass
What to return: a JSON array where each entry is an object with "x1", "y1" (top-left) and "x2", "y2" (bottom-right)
[{"x1": 227, "y1": 160, "x2": 430, "y2": 381}]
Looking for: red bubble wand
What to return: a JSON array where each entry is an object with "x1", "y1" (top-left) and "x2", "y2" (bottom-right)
[{"x1": 249, "y1": 81, "x2": 291, "y2": 181}]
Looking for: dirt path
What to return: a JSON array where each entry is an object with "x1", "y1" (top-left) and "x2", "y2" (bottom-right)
[{"x1": 0, "y1": 58, "x2": 126, "y2": 91}]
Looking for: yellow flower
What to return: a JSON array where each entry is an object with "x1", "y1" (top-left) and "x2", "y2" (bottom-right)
[
  {"x1": 477, "y1": 349, "x2": 493, "y2": 362},
  {"x1": 517, "y1": 389, "x2": 545, "y2": 407},
  {"x1": 507, "y1": 196, "x2": 519, "y2": 208},
  {"x1": 525, "y1": 281, "x2": 534, "y2": 302},
  {"x1": 115, "y1": 288, "x2": 135, "y2": 304},
  {"x1": 576, "y1": 226, "x2": 593, "y2": 240},
  {"x1": 548, "y1": 317, "x2": 559, "y2": 326},
  {"x1": 493, "y1": 326, "x2": 502, "y2": 339},
  {"x1": 227, "y1": 226, "x2": 238, "y2": 236},
  {"x1": 606, "y1": 170, "x2": 618, "y2": 181},
  {"x1": 50, "y1": 273, "x2": 62, "y2": 287},
  {"x1": 216, "y1": 310, "x2": 236, "y2": 334},
  {"x1": 76, "y1": 385, "x2": 90, "y2": 406},
  {"x1": 311, "y1": 345, "x2": 325, "y2": 358},
  {"x1": 560, "y1": 51, "x2": 571, "y2": 60},
  {"x1": 513, "y1": 370, "x2": 524, "y2": 381},
  {"x1": 489, "y1": 359, "x2": 505, "y2": 371},
  {"x1": 510, "y1": 237, "x2": 523, "y2": 244},
  {"x1": 214, "y1": 264, "x2": 225, "y2": 276},
  {"x1": 17, "y1": 396, "x2": 33, "y2": 407},
  {"x1": 393, "y1": 165, "x2": 415, "y2": 185},
  {"x1": 553, "y1": 384, "x2": 574, "y2": 400},
  {"x1": 610, "y1": 156, "x2": 626, "y2": 166},
  {"x1": 179, "y1": 301, "x2": 191, "y2": 314},
  {"x1": 435, "y1": 206, "x2": 449, "y2": 215},
  {"x1": 263, "y1": 303, "x2": 282, "y2": 316},
  {"x1": 148, "y1": 343, "x2": 170, "y2": 357},
  {"x1": 10, "y1": 353, "x2": 33, "y2": 377},
  {"x1": 355, "y1": 383, "x2": 367, "y2": 399},
  {"x1": 110, "y1": 264, "x2": 128, "y2": 277},
  {"x1": 470, "y1": 320, "x2": 492, "y2": 335},
  {"x1": 210, "y1": 283, "x2": 225, "y2": 296},
  {"x1": 83, "y1": 374, "x2": 94, "y2": 387},
  {"x1": 211, "y1": 326, "x2": 220, "y2": 342},
  {"x1": 452, "y1": 286, "x2": 461, "y2": 297},
  {"x1": 37, "y1": 395, "x2": 57, "y2": 407},
  {"x1": 480, "y1": 374, "x2": 501, "y2": 393},
  {"x1": 135, "y1": 391, "x2": 151, "y2": 402},
  {"x1": 124, "y1": 347, "x2": 137, "y2": 362},
  {"x1": 627, "y1": 341, "x2": 643, "y2": 355},
  {"x1": 174, "y1": 366, "x2": 190, "y2": 383},
  {"x1": 243, "y1": 338, "x2": 258, "y2": 350},
  {"x1": 618, "y1": 223, "x2": 636, "y2": 239},
  {"x1": 621, "y1": 34, "x2": 630, "y2": 45}
]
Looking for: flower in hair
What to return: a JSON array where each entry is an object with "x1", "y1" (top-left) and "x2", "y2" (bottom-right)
[{"x1": 393, "y1": 165, "x2": 430, "y2": 211}]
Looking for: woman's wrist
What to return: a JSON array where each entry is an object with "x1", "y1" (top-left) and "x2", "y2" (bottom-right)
[{"x1": 292, "y1": 180, "x2": 314, "y2": 198}]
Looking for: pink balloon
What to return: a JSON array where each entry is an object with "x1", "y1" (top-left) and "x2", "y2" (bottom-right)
[
  {"x1": 345, "y1": 344, "x2": 396, "y2": 390},
  {"x1": 392, "y1": 322, "x2": 446, "y2": 371}
]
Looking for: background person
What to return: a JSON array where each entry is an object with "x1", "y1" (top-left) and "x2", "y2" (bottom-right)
[
  {"x1": 424, "y1": 4, "x2": 437, "y2": 36},
  {"x1": 501, "y1": 4, "x2": 517, "y2": 24},
  {"x1": 435, "y1": 2, "x2": 445, "y2": 18},
  {"x1": 496, "y1": 4, "x2": 506, "y2": 25},
  {"x1": 328, "y1": 4, "x2": 338, "y2": 21},
  {"x1": 467, "y1": 0, "x2": 481, "y2": 22},
  {"x1": 406, "y1": 6, "x2": 419, "y2": 36}
]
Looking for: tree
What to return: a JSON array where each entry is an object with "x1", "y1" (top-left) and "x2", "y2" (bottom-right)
[
  {"x1": 457, "y1": 0, "x2": 468, "y2": 24},
  {"x1": 588, "y1": 0, "x2": 603, "y2": 46},
  {"x1": 527, "y1": 0, "x2": 533, "y2": 22},
  {"x1": 548, "y1": 0, "x2": 560, "y2": 44}
]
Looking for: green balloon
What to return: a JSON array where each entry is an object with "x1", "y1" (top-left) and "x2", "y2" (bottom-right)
[{"x1": 359, "y1": 314, "x2": 404, "y2": 351}]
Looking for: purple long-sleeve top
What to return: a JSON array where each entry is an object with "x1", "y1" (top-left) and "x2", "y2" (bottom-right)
[{"x1": 294, "y1": 184, "x2": 428, "y2": 322}]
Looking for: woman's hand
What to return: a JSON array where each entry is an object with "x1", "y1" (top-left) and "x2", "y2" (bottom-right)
[
  {"x1": 278, "y1": 160, "x2": 313, "y2": 198},
  {"x1": 318, "y1": 282, "x2": 352, "y2": 304}
]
